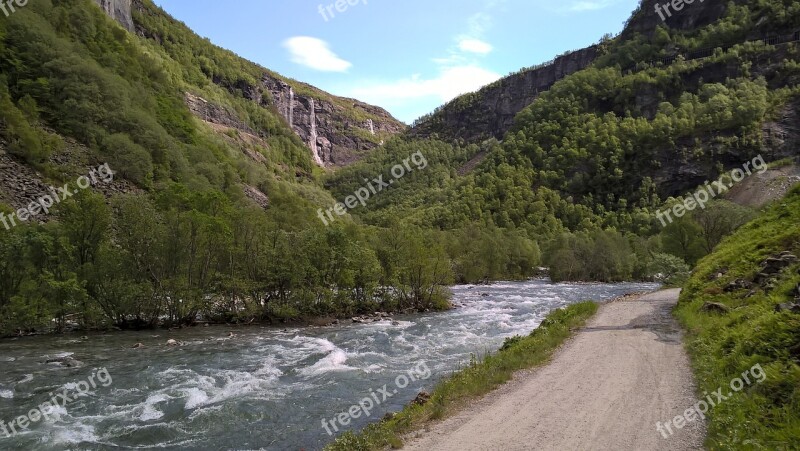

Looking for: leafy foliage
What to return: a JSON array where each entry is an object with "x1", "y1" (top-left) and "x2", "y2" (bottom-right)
[{"x1": 675, "y1": 186, "x2": 800, "y2": 449}]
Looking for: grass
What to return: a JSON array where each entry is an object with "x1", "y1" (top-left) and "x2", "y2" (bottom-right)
[
  {"x1": 325, "y1": 301, "x2": 599, "y2": 450},
  {"x1": 674, "y1": 185, "x2": 800, "y2": 450}
]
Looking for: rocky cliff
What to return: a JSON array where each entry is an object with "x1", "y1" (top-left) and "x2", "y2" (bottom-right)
[
  {"x1": 92, "y1": 0, "x2": 134, "y2": 32},
  {"x1": 93, "y1": 0, "x2": 405, "y2": 168},
  {"x1": 262, "y1": 77, "x2": 405, "y2": 167},
  {"x1": 409, "y1": 46, "x2": 599, "y2": 143},
  {"x1": 410, "y1": 0, "x2": 795, "y2": 145}
]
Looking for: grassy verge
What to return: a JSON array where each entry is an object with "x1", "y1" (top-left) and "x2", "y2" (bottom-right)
[
  {"x1": 326, "y1": 301, "x2": 599, "y2": 450},
  {"x1": 674, "y1": 186, "x2": 800, "y2": 450}
]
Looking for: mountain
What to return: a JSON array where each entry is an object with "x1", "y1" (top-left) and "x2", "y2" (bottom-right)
[
  {"x1": 410, "y1": 0, "x2": 798, "y2": 154},
  {"x1": 0, "y1": 0, "x2": 798, "y2": 338},
  {"x1": 96, "y1": 0, "x2": 405, "y2": 168},
  {"x1": 345, "y1": 0, "x2": 800, "y2": 228}
]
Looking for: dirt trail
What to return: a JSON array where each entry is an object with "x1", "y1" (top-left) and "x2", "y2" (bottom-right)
[{"x1": 403, "y1": 289, "x2": 705, "y2": 451}]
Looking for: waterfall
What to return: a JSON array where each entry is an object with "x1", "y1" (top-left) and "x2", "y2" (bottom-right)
[
  {"x1": 309, "y1": 99, "x2": 324, "y2": 166},
  {"x1": 367, "y1": 119, "x2": 375, "y2": 135},
  {"x1": 288, "y1": 88, "x2": 294, "y2": 128}
]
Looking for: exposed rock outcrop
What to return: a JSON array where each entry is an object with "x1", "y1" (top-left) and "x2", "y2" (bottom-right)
[
  {"x1": 184, "y1": 93, "x2": 255, "y2": 135},
  {"x1": 410, "y1": 46, "x2": 599, "y2": 143},
  {"x1": 92, "y1": 0, "x2": 134, "y2": 32},
  {"x1": 755, "y1": 252, "x2": 798, "y2": 286},
  {"x1": 0, "y1": 141, "x2": 139, "y2": 217},
  {"x1": 701, "y1": 302, "x2": 730, "y2": 314},
  {"x1": 262, "y1": 77, "x2": 405, "y2": 167},
  {"x1": 183, "y1": 77, "x2": 406, "y2": 167}
]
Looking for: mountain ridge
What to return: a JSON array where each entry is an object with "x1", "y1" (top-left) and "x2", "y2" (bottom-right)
[{"x1": 95, "y1": 0, "x2": 406, "y2": 168}]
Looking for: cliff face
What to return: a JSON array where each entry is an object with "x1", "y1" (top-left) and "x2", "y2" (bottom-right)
[
  {"x1": 620, "y1": 0, "x2": 730, "y2": 39},
  {"x1": 262, "y1": 77, "x2": 405, "y2": 167},
  {"x1": 410, "y1": 46, "x2": 599, "y2": 143},
  {"x1": 92, "y1": 0, "x2": 134, "y2": 32},
  {"x1": 94, "y1": 0, "x2": 406, "y2": 168},
  {"x1": 409, "y1": 0, "x2": 789, "y2": 145}
]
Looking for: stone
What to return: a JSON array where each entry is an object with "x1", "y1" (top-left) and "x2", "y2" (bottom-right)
[
  {"x1": 411, "y1": 391, "x2": 431, "y2": 406},
  {"x1": 701, "y1": 302, "x2": 730, "y2": 314},
  {"x1": 724, "y1": 278, "x2": 752, "y2": 292},
  {"x1": 166, "y1": 339, "x2": 180, "y2": 347},
  {"x1": 132, "y1": 343, "x2": 145, "y2": 349},
  {"x1": 710, "y1": 268, "x2": 728, "y2": 281},
  {"x1": 775, "y1": 303, "x2": 800, "y2": 314},
  {"x1": 46, "y1": 356, "x2": 83, "y2": 368}
]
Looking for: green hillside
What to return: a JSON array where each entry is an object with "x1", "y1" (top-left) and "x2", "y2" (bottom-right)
[
  {"x1": 326, "y1": 0, "x2": 800, "y2": 282},
  {"x1": 675, "y1": 186, "x2": 800, "y2": 449},
  {"x1": 0, "y1": 0, "x2": 799, "y2": 335}
]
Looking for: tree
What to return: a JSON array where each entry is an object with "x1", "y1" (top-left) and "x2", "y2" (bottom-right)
[
  {"x1": 693, "y1": 201, "x2": 755, "y2": 253},
  {"x1": 647, "y1": 253, "x2": 691, "y2": 286}
]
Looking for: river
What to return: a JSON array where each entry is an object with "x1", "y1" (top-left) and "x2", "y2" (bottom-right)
[{"x1": 0, "y1": 280, "x2": 659, "y2": 450}]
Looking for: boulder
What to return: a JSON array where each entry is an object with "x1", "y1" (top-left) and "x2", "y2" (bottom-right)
[
  {"x1": 775, "y1": 303, "x2": 800, "y2": 314},
  {"x1": 756, "y1": 253, "x2": 798, "y2": 284},
  {"x1": 132, "y1": 343, "x2": 145, "y2": 349},
  {"x1": 701, "y1": 302, "x2": 730, "y2": 314},
  {"x1": 411, "y1": 391, "x2": 431, "y2": 406},
  {"x1": 709, "y1": 268, "x2": 728, "y2": 281},
  {"x1": 166, "y1": 339, "x2": 180, "y2": 346},
  {"x1": 46, "y1": 356, "x2": 83, "y2": 368},
  {"x1": 724, "y1": 278, "x2": 752, "y2": 292}
]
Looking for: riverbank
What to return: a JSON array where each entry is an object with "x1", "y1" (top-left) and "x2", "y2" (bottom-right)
[
  {"x1": 327, "y1": 289, "x2": 702, "y2": 450},
  {"x1": 0, "y1": 281, "x2": 659, "y2": 449},
  {"x1": 325, "y1": 301, "x2": 600, "y2": 450}
]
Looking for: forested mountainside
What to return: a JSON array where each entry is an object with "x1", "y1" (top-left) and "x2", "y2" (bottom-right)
[
  {"x1": 110, "y1": 0, "x2": 406, "y2": 168},
  {"x1": 0, "y1": 0, "x2": 798, "y2": 335},
  {"x1": 327, "y1": 0, "x2": 800, "y2": 275},
  {"x1": 410, "y1": 0, "x2": 798, "y2": 145},
  {"x1": 0, "y1": 0, "x2": 432, "y2": 336}
]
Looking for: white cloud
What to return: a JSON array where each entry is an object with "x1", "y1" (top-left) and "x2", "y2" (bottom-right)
[
  {"x1": 458, "y1": 38, "x2": 494, "y2": 55},
  {"x1": 562, "y1": 0, "x2": 623, "y2": 12},
  {"x1": 339, "y1": 3, "x2": 505, "y2": 122},
  {"x1": 283, "y1": 36, "x2": 352, "y2": 72},
  {"x1": 348, "y1": 65, "x2": 501, "y2": 106},
  {"x1": 467, "y1": 12, "x2": 493, "y2": 36}
]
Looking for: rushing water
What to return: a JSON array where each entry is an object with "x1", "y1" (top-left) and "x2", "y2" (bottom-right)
[{"x1": 0, "y1": 280, "x2": 659, "y2": 450}]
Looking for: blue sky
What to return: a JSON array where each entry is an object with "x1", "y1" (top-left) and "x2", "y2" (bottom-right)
[{"x1": 152, "y1": 0, "x2": 640, "y2": 123}]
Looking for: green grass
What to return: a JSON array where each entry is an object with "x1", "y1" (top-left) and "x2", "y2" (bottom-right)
[
  {"x1": 325, "y1": 301, "x2": 599, "y2": 450},
  {"x1": 674, "y1": 185, "x2": 800, "y2": 450}
]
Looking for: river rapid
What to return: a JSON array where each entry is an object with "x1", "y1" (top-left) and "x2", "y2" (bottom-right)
[{"x1": 0, "y1": 280, "x2": 659, "y2": 450}]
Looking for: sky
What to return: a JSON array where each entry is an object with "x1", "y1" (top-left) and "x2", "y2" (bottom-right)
[{"x1": 152, "y1": 0, "x2": 640, "y2": 124}]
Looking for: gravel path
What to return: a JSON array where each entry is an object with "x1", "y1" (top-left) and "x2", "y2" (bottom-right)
[{"x1": 403, "y1": 289, "x2": 705, "y2": 451}]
